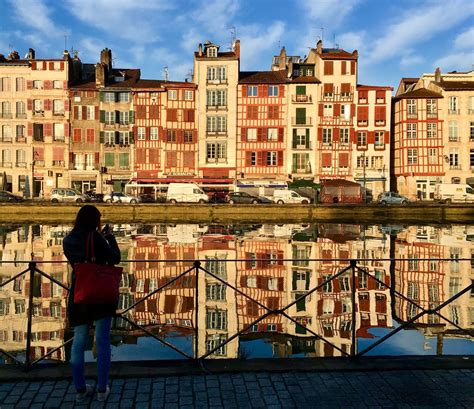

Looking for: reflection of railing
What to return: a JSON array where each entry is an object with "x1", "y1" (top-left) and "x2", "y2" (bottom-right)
[{"x1": 0, "y1": 258, "x2": 472, "y2": 371}]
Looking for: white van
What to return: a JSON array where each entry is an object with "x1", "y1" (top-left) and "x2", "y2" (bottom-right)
[
  {"x1": 166, "y1": 183, "x2": 209, "y2": 204},
  {"x1": 434, "y1": 183, "x2": 474, "y2": 203},
  {"x1": 273, "y1": 189, "x2": 310, "y2": 204}
]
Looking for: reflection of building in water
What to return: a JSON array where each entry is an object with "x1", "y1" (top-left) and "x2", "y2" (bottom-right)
[{"x1": 394, "y1": 225, "x2": 473, "y2": 348}]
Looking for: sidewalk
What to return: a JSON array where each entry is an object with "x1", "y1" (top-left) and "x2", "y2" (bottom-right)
[{"x1": 0, "y1": 366, "x2": 473, "y2": 408}]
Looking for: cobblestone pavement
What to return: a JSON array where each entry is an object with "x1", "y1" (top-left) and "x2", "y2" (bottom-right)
[{"x1": 0, "y1": 369, "x2": 473, "y2": 408}]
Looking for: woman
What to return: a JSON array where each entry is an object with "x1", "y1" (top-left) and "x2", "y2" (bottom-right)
[{"x1": 63, "y1": 205, "x2": 121, "y2": 403}]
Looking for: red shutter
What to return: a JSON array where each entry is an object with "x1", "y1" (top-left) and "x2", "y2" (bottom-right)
[
  {"x1": 279, "y1": 85, "x2": 285, "y2": 98},
  {"x1": 44, "y1": 80, "x2": 52, "y2": 89},
  {"x1": 257, "y1": 128, "x2": 264, "y2": 142},
  {"x1": 384, "y1": 131, "x2": 390, "y2": 144},
  {"x1": 324, "y1": 61, "x2": 334, "y2": 75},
  {"x1": 257, "y1": 151, "x2": 264, "y2": 165},
  {"x1": 318, "y1": 104, "x2": 324, "y2": 116},
  {"x1": 278, "y1": 127, "x2": 284, "y2": 142},
  {"x1": 333, "y1": 104, "x2": 340, "y2": 117},
  {"x1": 339, "y1": 153, "x2": 349, "y2": 167},
  {"x1": 317, "y1": 127, "x2": 322, "y2": 141},
  {"x1": 324, "y1": 83, "x2": 334, "y2": 93},
  {"x1": 262, "y1": 85, "x2": 267, "y2": 97},
  {"x1": 367, "y1": 131, "x2": 375, "y2": 144},
  {"x1": 31, "y1": 62, "x2": 36, "y2": 70},
  {"x1": 42, "y1": 61, "x2": 47, "y2": 70},
  {"x1": 242, "y1": 86, "x2": 247, "y2": 97},
  {"x1": 64, "y1": 123, "x2": 69, "y2": 137},
  {"x1": 49, "y1": 62, "x2": 54, "y2": 70},
  {"x1": 44, "y1": 99, "x2": 51, "y2": 111},
  {"x1": 73, "y1": 128, "x2": 82, "y2": 142},
  {"x1": 350, "y1": 128, "x2": 356, "y2": 142},
  {"x1": 82, "y1": 106, "x2": 87, "y2": 119},
  {"x1": 341, "y1": 61, "x2": 346, "y2": 74},
  {"x1": 351, "y1": 104, "x2": 356, "y2": 116},
  {"x1": 53, "y1": 147, "x2": 64, "y2": 160},
  {"x1": 27, "y1": 99, "x2": 33, "y2": 111},
  {"x1": 341, "y1": 83, "x2": 351, "y2": 93},
  {"x1": 241, "y1": 128, "x2": 247, "y2": 142},
  {"x1": 358, "y1": 90, "x2": 368, "y2": 100},
  {"x1": 277, "y1": 151, "x2": 283, "y2": 166},
  {"x1": 376, "y1": 90, "x2": 385, "y2": 101},
  {"x1": 357, "y1": 106, "x2": 368, "y2": 120},
  {"x1": 351, "y1": 61, "x2": 356, "y2": 75},
  {"x1": 63, "y1": 80, "x2": 67, "y2": 89},
  {"x1": 26, "y1": 80, "x2": 33, "y2": 90},
  {"x1": 375, "y1": 106, "x2": 386, "y2": 120},
  {"x1": 333, "y1": 127, "x2": 340, "y2": 142},
  {"x1": 64, "y1": 99, "x2": 69, "y2": 111},
  {"x1": 27, "y1": 123, "x2": 33, "y2": 137},
  {"x1": 73, "y1": 106, "x2": 78, "y2": 119},
  {"x1": 95, "y1": 152, "x2": 100, "y2": 165},
  {"x1": 95, "y1": 106, "x2": 99, "y2": 120},
  {"x1": 245, "y1": 151, "x2": 252, "y2": 166},
  {"x1": 322, "y1": 153, "x2": 332, "y2": 167},
  {"x1": 44, "y1": 123, "x2": 52, "y2": 137},
  {"x1": 60, "y1": 62, "x2": 64, "y2": 71}
]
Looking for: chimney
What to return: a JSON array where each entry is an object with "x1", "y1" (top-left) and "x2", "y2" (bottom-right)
[
  {"x1": 100, "y1": 48, "x2": 112, "y2": 75},
  {"x1": 63, "y1": 49, "x2": 70, "y2": 61},
  {"x1": 435, "y1": 67, "x2": 441, "y2": 82},
  {"x1": 233, "y1": 39, "x2": 240, "y2": 59},
  {"x1": 7, "y1": 50, "x2": 20, "y2": 60},
  {"x1": 72, "y1": 52, "x2": 83, "y2": 83},
  {"x1": 95, "y1": 63, "x2": 105, "y2": 87},
  {"x1": 279, "y1": 46, "x2": 286, "y2": 70},
  {"x1": 198, "y1": 43, "x2": 203, "y2": 57},
  {"x1": 27, "y1": 48, "x2": 35, "y2": 59},
  {"x1": 316, "y1": 40, "x2": 323, "y2": 54}
]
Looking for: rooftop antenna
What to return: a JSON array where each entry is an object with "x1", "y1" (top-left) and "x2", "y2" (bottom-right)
[
  {"x1": 319, "y1": 27, "x2": 324, "y2": 43},
  {"x1": 163, "y1": 66, "x2": 169, "y2": 82},
  {"x1": 333, "y1": 33, "x2": 336, "y2": 48},
  {"x1": 185, "y1": 69, "x2": 193, "y2": 82}
]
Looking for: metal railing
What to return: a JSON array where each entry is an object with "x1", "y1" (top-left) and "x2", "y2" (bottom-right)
[{"x1": 0, "y1": 258, "x2": 472, "y2": 371}]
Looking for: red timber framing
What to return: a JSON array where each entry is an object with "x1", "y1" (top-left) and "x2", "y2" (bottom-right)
[
  {"x1": 237, "y1": 82, "x2": 286, "y2": 179},
  {"x1": 132, "y1": 81, "x2": 198, "y2": 180},
  {"x1": 393, "y1": 95, "x2": 444, "y2": 178}
]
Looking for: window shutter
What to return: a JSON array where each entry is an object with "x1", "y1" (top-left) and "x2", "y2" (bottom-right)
[
  {"x1": 375, "y1": 106, "x2": 386, "y2": 121},
  {"x1": 115, "y1": 111, "x2": 120, "y2": 124},
  {"x1": 115, "y1": 131, "x2": 120, "y2": 145},
  {"x1": 296, "y1": 85, "x2": 306, "y2": 95},
  {"x1": 278, "y1": 127, "x2": 284, "y2": 142},
  {"x1": 367, "y1": 131, "x2": 375, "y2": 144},
  {"x1": 44, "y1": 123, "x2": 52, "y2": 137},
  {"x1": 341, "y1": 61, "x2": 346, "y2": 74},
  {"x1": 64, "y1": 123, "x2": 69, "y2": 137},
  {"x1": 44, "y1": 80, "x2": 52, "y2": 89},
  {"x1": 257, "y1": 151, "x2": 264, "y2": 165},
  {"x1": 60, "y1": 62, "x2": 64, "y2": 71},
  {"x1": 26, "y1": 80, "x2": 33, "y2": 90},
  {"x1": 82, "y1": 106, "x2": 87, "y2": 119},
  {"x1": 242, "y1": 86, "x2": 247, "y2": 97},
  {"x1": 351, "y1": 61, "x2": 356, "y2": 75},
  {"x1": 100, "y1": 92, "x2": 104, "y2": 102},
  {"x1": 245, "y1": 151, "x2": 252, "y2": 166},
  {"x1": 100, "y1": 110, "x2": 105, "y2": 123},
  {"x1": 31, "y1": 62, "x2": 36, "y2": 70},
  {"x1": 317, "y1": 127, "x2": 322, "y2": 141},
  {"x1": 334, "y1": 104, "x2": 340, "y2": 117},
  {"x1": 357, "y1": 106, "x2": 368, "y2": 120},
  {"x1": 277, "y1": 151, "x2": 283, "y2": 166},
  {"x1": 129, "y1": 110, "x2": 135, "y2": 124},
  {"x1": 64, "y1": 99, "x2": 69, "y2": 111},
  {"x1": 351, "y1": 104, "x2": 356, "y2": 116},
  {"x1": 305, "y1": 129, "x2": 310, "y2": 148},
  {"x1": 129, "y1": 131, "x2": 134, "y2": 144},
  {"x1": 341, "y1": 83, "x2": 350, "y2": 93},
  {"x1": 324, "y1": 61, "x2": 334, "y2": 75},
  {"x1": 333, "y1": 128, "x2": 340, "y2": 142},
  {"x1": 384, "y1": 131, "x2": 390, "y2": 144},
  {"x1": 322, "y1": 153, "x2": 332, "y2": 167},
  {"x1": 27, "y1": 123, "x2": 33, "y2": 137},
  {"x1": 292, "y1": 129, "x2": 297, "y2": 148},
  {"x1": 350, "y1": 128, "x2": 356, "y2": 143},
  {"x1": 115, "y1": 93, "x2": 120, "y2": 103},
  {"x1": 44, "y1": 99, "x2": 51, "y2": 110},
  {"x1": 100, "y1": 131, "x2": 104, "y2": 143},
  {"x1": 95, "y1": 106, "x2": 99, "y2": 120},
  {"x1": 95, "y1": 152, "x2": 100, "y2": 165},
  {"x1": 318, "y1": 103, "x2": 323, "y2": 116},
  {"x1": 257, "y1": 128, "x2": 264, "y2": 142},
  {"x1": 324, "y1": 83, "x2": 334, "y2": 93},
  {"x1": 376, "y1": 90, "x2": 385, "y2": 101},
  {"x1": 27, "y1": 99, "x2": 33, "y2": 111},
  {"x1": 241, "y1": 128, "x2": 247, "y2": 142},
  {"x1": 63, "y1": 80, "x2": 67, "y2": 89},
  {"x1": 262, "y1": 85, "x2": 267, "y2": 97}
]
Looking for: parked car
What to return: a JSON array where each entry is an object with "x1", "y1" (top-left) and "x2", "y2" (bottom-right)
[
  {"x1": 225, "y1": 192, "x2": 272, "y2": 204},
  {"x1": 84, "y1": 190, "x2": 104, "y2": 203},
  {"x1": 434, "y1": 183, "x2": 474, "y2": 203},
  {"x1": 51, "y1": 188, "x2": 89, "y2": 203},
  {"x1": 166, "y1": 183, "x2": 209, "y2": 203},
  {"x1": 378, "y1": 191, "x2": 409, "y2": 205},
  {"x1": 273, "y1": 189, "x2": 310, "y2": 204},
  {"x1": 0, "y1": 191, "x2": 24, "y2": 202},
  {"x1": 203, "y1": 188, "x2": 229, "y2": 203},
  {"x1": 139, "y1": 193, "x2": 166, "y2": 203},
  {"x1": 103, "y1": 192, "x2": 141, "y2": 204}
]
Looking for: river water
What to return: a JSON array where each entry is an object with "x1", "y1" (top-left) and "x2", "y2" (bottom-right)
[{"x1": 0, "y1": 222, "x2": 472, "y2": 364}]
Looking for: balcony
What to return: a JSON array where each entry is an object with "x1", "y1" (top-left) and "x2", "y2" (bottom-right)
[
  {"x1": 52, "y1": 111, "x2": 65, "y2": 117},
  {"x1": 16, "y1": 162, "x2": 27, "y2": 168},
  {"x1": 52, "y1": 160, "x2": 65, "y2": 167},
  {"x1": 448, "y1": 136, "x2": 460, "y2": 142},
  {"x1": 119, "y1": 143, "x2": 130, "y2": 148},
  {"x1": 407, "y1": 113, "x2": 417, "y2": 119},
  {"x1": 357, "y1": 120, "x2": 368, "y2": 126},
  {"x1": 33, "y1": 110, "x2": 44, "y2": 117},
  {"x1": 1, "y1": 137, "x2": 12, "y2": 143},
  {"x1": 375, "y1": 120, "x2": 386, "y2": 126},
  {"x1": 206, "y1": 130, "x2": 227, "y2": 136},
  {"x1": 104, "y1": 143, "x2": 115, "y2": 148},
  {"x1": 291, "y1": 117, "x2": 312, "y2": 126},
  {"x1": 0, "y1": 162, "x2": 12, "y2": 168},
  {"x1": 206, "y1": 78, "x2": 227, "y2": 85},
  {"x1": 376, "y1": 98, "x2": 385, "y2": 103},
  {"x1": 427, "y1": 112, "x2": 437, "y2": 119},
  {"x1": 0, "y1": 113, "x2": 12, "y2": 119},
  {"x1": 53, "y1": 136, "x2": 65, "y2": 142},
  {"x1": 16, "y1": 113, "x2": 27, "y2": 119},
  {"x1": 206, "y1": 105, "x2": 227, "y2": 111},
  {"x1": 448, "y1": 109, "x2": 460, "y2": 115},
  {"x1": 293, "y1": 142, "x2": 312, "y2": 150},
  {"x1": 34, "y1": 160, "x2": 45, "y2": 167},
  {"x1": 292, "y1": 95, "x2": 312, "y2": 103}
]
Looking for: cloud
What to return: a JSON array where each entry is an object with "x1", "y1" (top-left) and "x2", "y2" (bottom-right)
[
  {"x1": 454, "y1": 26, "x2": 474, "y2": 50},
  {"x1": 65, "y1": 0, "x2": 172, "y2": 43},
  {"x1": 191, "y1": 0, "x2": 239, "y2": 35},
  {"x1": 337, "y1": 31, "x2": 366, "y2": 52},
  {"x1": 299, "y1": 0, "x2": 361, "y2": 27},
  {"x1": 367, "y1": 0, "x2": 474, "y2": 63},
  {"x1": 239, "y1": 21, "x2": 286, "y2": 70},
  {"x1": 77, "y1": 37, "x2": 103, "y2": 62},
  {"x1": 400, "y1": 51, "x2": 424, "y2": 69},
  {"x1": 433, "y1": 52, "x2": 473, "y2": 72},
  {"x1": 9, "y1": 0, "x2": 66, "y2": 37}
]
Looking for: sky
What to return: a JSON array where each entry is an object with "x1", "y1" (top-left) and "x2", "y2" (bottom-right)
[{"x1": 0, "y1": 0, "x2": 473, "y2": 90}]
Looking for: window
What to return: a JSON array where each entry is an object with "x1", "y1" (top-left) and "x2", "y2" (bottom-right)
[
  {"x1": 104, "y1": 152, "x2": 114, "y2": 166},
  {"x1": 184, "y1": 130, "x2": 193, "y2": 143},
  {"x1": 292, "y1": 153, "x2": 310, "y2": 173},
  {"x1": 33, "y1": 80, "x2": 43, "y2": 89},
  {"x1": 167, "y1": 90, "x2": 177, "y2": 100},
  {"x1": 448, "y1": 121, "x2": 458, "y2": 141},
  {"x1": 206, "y1": 308, "x2": 227, "y2": 330},
  {"x1": 340, "y1": 128, "x2": 349, "y2": 145},
  {"x1": 470, "y1": 149, "x2": 474, "y2": 168},
  {"x1": 206, "y1": 283, "x2": 226, "y2": 301},
  {"x1": 16, "y1": 125, "x2": 25, "y2": 139},
  {"x1": 53, "y1": 80, "x2": 62, "y2": 89},
  {"x1": 357, "y1": 131, "x2": 366, "y2": 147},
  {"x1": 166, "y1": 130, "x2": 176, "y2": 142},
  {"x1": 53, "y1": 100, "x2": 64, "y2": 115},
  {"x1": 323, "y1": 104, "x2": 332, "y2": 117},
  {"x1": 104, "y1": 131, "x2": 115, "y2": 145},
  {"x1": 448, "y1": 96, "x2": 458, "y2": 113},
  {"x1": 207, "y1": 116, "x2": 227, "y2": 132},
  {"x1": 150, "y1": 127, "x2": 159, "y2": 140},
  {"x1": 267, "y1": 128, "x2": 278, "y2": 141},
  {"x1": 207, "y1": 89, "x2": 227, "y2": 107},
  {"x1": 118, "y1": 92, "x2": 129, "y2": 102},
  {"x1": 33, "y1": 123, "x2": 43, "y2": 141},
  {"x1": 268, "y1": 85, "x2": 279, "y2": 97},
  {"x1": 53, "y1": 123, "x2": 64, "y2": 140},
  {"x1": 267, "y1": 105, "x2": 279, "y2": 119},
  {"x1": 449, "y1": 149, "x2": 459, "y2": 168},
  {"x1": 250, "y1": 152, "x2": 256, "y2": 166},
  {"x1": 207, "y1": 47, "x2": 217, "y2": 57},
  {"x1": 247, "y1": 128, "x2": 257, "y2": 141},
  {"x1": 86, "y1": 106, "x2": 95, "y2": 120},
  {"x1": 341, "y1": 104, "x2": 350, "y2": 119},
  {"x1": 470, "y1": 122, "x2": 474, "y2": 141},
  {"x1": 119, "y1": 111, "x2": 129, "y2": 125},
  {"x1": 322, "y1": 128, "x2": 332, "y2": 145},
  {"x1": 15, "y1": 77, "x2": 25, "y2": 91},
  {"x1": 1, "y1": 125, "x2": 11, "y2": 141},
  {"x1": 15, "y1": 101, "x2": 25, "y2": 117},
  {"x1": 119, "y1": 132, "x2": 130, "y2": 145},
  {"x1": 428, "y1": 148, "x2": 438, "y2": 165},
  {"x1": 104, "y1": 92, "x2": 115, "y2": 102},
  {"x1": 137, "y1": 127, "x2": 145, "y2": 140},
  {"x1": 356, "y1": 155, "x2": 369, "y2": 169},
  {"x1": 407, "y1": 149, "x2": 418, "y2": 165},
  {"x1": 105, "y1": 111, "x2": 115, "y2": 125},
  {"x1": 266, "y1": 151, "x2": 277, "y2": 166},
  {"x1": 427, "y1": 123, "x2": 437, "y2": 138},
  {"x1": 33, "y1": 99, "x2": 43, "y2": 115},
  {"x1": 375, "y1": 131, "x2": 384, "y2": 147},
  {"x1": 427, "y1": 99, "x2": 437, "y2": 116},
  {"x1": 407, "y1": 123, "x2": 417, "y2": 139},
  {"x1": 247, "y1": 86, "x2": 258, "y2": 97},
  {"x1": 407, "y1": 99, "x2": 416, "y2": 116},
  {"x1": 206, "y1": 142, "x2": 226, "y2": 162},
  {"x1": 184, "y1": 90, "x2": 193, "y2": 100},
  {"x1": 119, "y1": 152, "x2": 129, "y2": 169}
]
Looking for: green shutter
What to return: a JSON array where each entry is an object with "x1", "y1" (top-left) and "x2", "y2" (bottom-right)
[
  {"x1": 292, "y1": 129, "x2": 297, "y2": 149},
  {"x1": 129, "y1": 111, "x2": 135, "y2": 124},
  {"x1": 119, "y1": 153, "x2": 129, "y2": 167},
  {"x1": 296, "y1": 108, "x2": 305, "y2": 125},
  {"x1": 129, "y1": 131, "x2": 134, "y2": 144},
  {"x1": 100, "y1": 131, "x2": 104, "y2": 143},
  {"x1": 105, "y1": 152, "x2": 114, "y2": 167},
  {"x1": 115, "y1": 110, "x2": 120, "y2": 124},
  {"x1": 305, "y1": 129, "x2": 310, "y2": 148},
  {"x1": 100, "y1": 110, "x2": 105, "y2": 123},
  {"x1": 296, "y1": 85, "x2": 306, "y2": 95},
  {"x1": 115, "y1": 131, "x2": 120, "y2": 145},
  {"x1": 100, "y1": 92, "x2": 104, "y2": 102},
  {"x1": 115, "y1": 92, "x2": 119, "y2": 102}
]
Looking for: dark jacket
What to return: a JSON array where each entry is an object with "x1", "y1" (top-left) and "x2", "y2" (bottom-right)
[{"x1": 63, "y1": 228, "x2": 121, "y2": 327}]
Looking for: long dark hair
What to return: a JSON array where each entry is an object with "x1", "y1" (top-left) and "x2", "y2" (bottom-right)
[{"x1": 73, "y1": 205, "x2": 101, "y2": 232}]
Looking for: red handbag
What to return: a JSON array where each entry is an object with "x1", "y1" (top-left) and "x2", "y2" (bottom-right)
[{"x1": 73, "y1": 232, "x2": 123, "y2": 304}]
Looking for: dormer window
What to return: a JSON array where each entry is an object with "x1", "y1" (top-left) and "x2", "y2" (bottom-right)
[{"x1": 207, "y1": 47, "x2": 217, "y2": 57}]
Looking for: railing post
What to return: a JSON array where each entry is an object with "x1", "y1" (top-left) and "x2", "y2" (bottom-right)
[
  {"x1": 193, "y1": 260, "x2": 200, "y2": 360},
  {"x1": 350, "y1": 259, "x2": 357, "y2": 357},
  {"x1": 24, "y1": 261, "x2": 36, "y2": 371}
]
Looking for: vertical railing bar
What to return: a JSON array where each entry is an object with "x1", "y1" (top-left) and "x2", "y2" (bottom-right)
[
  {"x1": 24, "y1": 261, "x2": 36, "y2": 372},
  {"x1": 350, "y1": 259, "x2": 357, "y2": 358},
  {"x1": 194, "y1": 260, "x2": 200, "y2": 360}
]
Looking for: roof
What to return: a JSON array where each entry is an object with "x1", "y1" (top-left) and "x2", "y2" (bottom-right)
[
  {"x1": 291, "y1": 75, "x2": 321, "y2": 84},
  {"x1": 133, "y1": 79, "x2": 196, "y2": 90},
  {"x1": 357, "y1": 84, "x2": 393, "y2": 91},
  {"x1": 394, "y1": 87, "x2": 443, "y2": 100},
  {"x1": 320, "y1": 48, "x2": 357, "y2": 60},
  {"x1": 239, "y1": 70, "x2": 288, "y2": 84},
  {"x1": 194, "y1": 51, "x2": 238, "y2": 60},
  {"x1": 432, "y1": 80, "x2": 474, "y2": 91}
]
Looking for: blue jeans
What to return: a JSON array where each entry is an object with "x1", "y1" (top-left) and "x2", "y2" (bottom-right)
[{"x1": 70, "y1": 317, "x2": 112, "y2": 391}]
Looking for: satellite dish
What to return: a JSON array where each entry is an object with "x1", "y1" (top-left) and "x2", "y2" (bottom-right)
[{"x1": 24, "y1": 53, "x2": 29, "y2": 59}]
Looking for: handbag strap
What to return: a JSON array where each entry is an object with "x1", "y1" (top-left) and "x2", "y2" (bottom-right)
[{"x1": 85, "y1": 232, "x2": 96, "y2": 262}]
